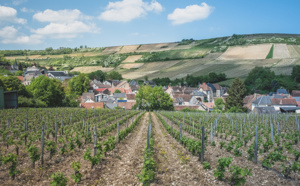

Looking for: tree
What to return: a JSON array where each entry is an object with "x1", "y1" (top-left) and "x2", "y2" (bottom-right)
[
  {"x1": 213, "y1": 98, "x2": 225, "y2": 112},
  {"x1": 0, "y1": 76, "x2": 30, "y2": 97},
  {"x1": 245, "y1": 67, "x2": 275, "y2": 93},
  {"x1": 88, "y1": 70, "x2": 106, "y2": 82},
  {"x1": 114, "y1": 89, "x2": 121, "y2": 93},
  {"x1": 225, "y1": 78, "x2": 246, "y2": 112},
  {"x1": 134, "y1": 85, "x2": 174, "y2": 111},
  {"x1": 15, "y1": 70, "x2": 23, "y2": 76},
  {"x1": 106, "y1": 71, "x2": 122, "y2": 80},
  {"x1": 292, "y1": 65, "x2": 300, "y2": 83},
  {"x1": 68, "y1": 73, "x2": 90, "y2": 95},
  {"x1": 28, "y1": 76, "x2": 65, "y2": 107}
]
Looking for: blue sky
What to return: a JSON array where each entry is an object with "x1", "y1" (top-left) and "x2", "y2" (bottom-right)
[{"x1": 0, "y1": 0, "x2": 299, "y2": 50}]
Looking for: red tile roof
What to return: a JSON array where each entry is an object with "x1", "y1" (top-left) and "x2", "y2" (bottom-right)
[
  {"x1": 94, "y1": 88, "x2": 107, "y2": 92},
  {"x1": 80, "y1": 102, "x2": 104, "y2": 109},
  {"x1": 108, "y1": 88, "x2": 132, "y2": 94},
  {"x1": 118, "y1": 101, "x2": 136, "y2": 110},
  {"x1": 17, "y1": 76, "x2": 23, "y2": 81},
  {"x1": 292, "y1": 90, "x2": 300, "y2": 97},
  {"x1": 271, "y1": 98, "x2": 297, "y2": 105}
]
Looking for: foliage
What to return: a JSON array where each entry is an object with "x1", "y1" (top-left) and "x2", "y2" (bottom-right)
[
  {"x1": 292, "y1": 65, "x2": 300, "y2": 83},
  {"x1": 213, "y1": 98, "x2": 225, "y2": 112},
  {"x1": 213, "y1": 156, "x2": 232, "y2": 180},
  {"x1": 71, "y1": 161, "x2": 82, "y2": 183},
  {"x1": 83, "y1": 148, "x2": 102, "y2": 169},
  {"x1": 28, "y1": 76, "x2": 65, "y2": 107},
  {"x1": 88, "y1": 70, "x2": 106, "y2": 82},
  {"x1": 2, "y1": 153, "x2": 19, "y2": 179},
  {"x1": 106, "y1": 71, "x2": 122, "y2": 80},
  {"x1": 18, "y1": 96, "x2": 47, "y2": 107},
  {"x1": 46, "y1": 140, "x2": 57, "y2": 159},
  {"x1": 203, "y1": 161, "x2": 211, "y2": 169},
  {"x1": 245, "y1": 67, "x2": 275, "y2": 94},
  {"x1": 27, "y1": 145, "x2": 40, "y2": 168},
  {"x1": 50, "y1": 172, "x2": 68, "y2": 186},
  {"x1": 0, "y1": 76, "x2": 30, "y2": 97},
  {"x1": 225, "y1": 78, "x2": 246, "y2": 112},
  {"x1": 266, "y1": 45, "x2": 274, "y2": 59},
  {"x1": 229, "y1": 165, "x2": 252, "y2": 186},
  {"x1": 68, "y1": 73, "x2": 90, "y2": 95},
  {"x1": 114, "y1": 89, "x2": 121, "y2": 93},
  {"x1": 135, "y1": 85, "x2": 174, "y2": 111},
  {"x1": 15, "y1": 70, "x2": 23, "y2": 76}
]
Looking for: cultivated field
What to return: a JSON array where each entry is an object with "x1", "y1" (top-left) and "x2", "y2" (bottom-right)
[
  {"x1": 218, "y1": 44, "x2": 272, "y2": 60},
  {"x1": 2, "y1": 108, "x2": 299, "y2": 185},
  {"x1": 287, "y1": 45, "x2": 300, "y2": 58},
  {"x1": 273, "y1": 44, "x2": 291, "y2": 59},
  {"x1": 137, "y1": 42, "x2": 178, "y2": 52},
  {"x1": 102, "y1": 46, "x2": 122, "y2": 54},
  {"x1": 122, "y1": 55, "x2": 143, "y2": 63},
  {"x1": 117, "y1": 45, "x2": 139, "y2": 54},
  {"x1": 119, "y1": 63, "x2": 144, "y2": 69},
  {"x1": 71, "y1": 66, "x2": 113, "y2": 73}
]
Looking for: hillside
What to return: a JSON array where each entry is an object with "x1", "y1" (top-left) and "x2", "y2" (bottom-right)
[{"x1": 3, "y1": 33, "x2": 300, "y2": 81}]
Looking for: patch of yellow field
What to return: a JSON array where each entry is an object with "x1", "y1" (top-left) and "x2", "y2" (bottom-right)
[
  {"x1": 102, "y1": 46, "x2": 122, "y2": 54},
  {"x1": 287, "y1": 45, "x2": 300, "y2": 58},
  {"x1": 117, "y1": 45, "x2": 139, "y2": 54},
  {"x1": 119, "y1": 63, "x2": 144, "y2": 69},
  {"x1": 273, "y1": 44, "x2": 290, "y2": 59},
  {"x1": 71, "y1": 66, "x2": 113, "y2": 73},
  {"x1": 137, "y1": 42, "x2": 178, "y2": 52},
  {"x1": 122, "y1": 55, "x2": 143, "y2": 63},
  {"x1": 218, "y1": 44, "x2": 272, "y2": 60}
]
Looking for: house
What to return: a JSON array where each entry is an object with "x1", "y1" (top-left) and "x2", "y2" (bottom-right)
[
  {"x1": 104, "y1": 103, "x2": 118, "y2": 109},
  {"x1": 0, "y1": 88, "x2": 18, "y2": 109},
  {"x1": 118, "y1": 101, "x2": 136, "y2": 110},
  {"x1": 94, "y1": 88, "x2": 109, "y2": 95},
  {"x1": 173, "y1": 94, "x2": 193, "y2": 105},
  {"x1": 47, "y1": 71, "x2": 72, "y2": 82},
  {"x1": 90, "y1": 80, "x2": 111, "y2": 90},
  {"x1": 103, "y1": 80, "x2": 122, "y2": 88},
  {"x1": 144, "y1": 80, "x2": 156, "y2": 88},
  {"x1": 113, "y1": 93, "x2": 127, "y2": 102},
  {"x1": 116, "y1": 81, "x2": 130, "y2": 89},
  {"x1": 80, "y1": 102, "x2": 103, "y2": 109},
  {"x1": 292, "y1": 90, "x2": 300, "y2": 97},
  {"x1": 108, "y1": 88, "x2": 131, "y2": 95},
  {"x1": 271, "y1": 98, "x2": 297, "y2": 111},
  {"x1": 252, "y1": 107, "x2": 277, "y2": 114},
  {"x1": 251, "y1": 96, "x2": 272, "y2": 110},
  {"x1": 82, "y1": 93, "x2": 95, "y2": 103},
  {"x1": 129, "y1": 80, "x2": 140, "y2": 93},
  {"x1": 199, "y1": 83, "x2": 213, "y2": 102},
  {"x1": 126, "y1": 94, "x2": 136, "y2": 102}
]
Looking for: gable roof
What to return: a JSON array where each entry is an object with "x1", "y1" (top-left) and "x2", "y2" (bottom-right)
[
  {"x1": 199, "y1": 83, "x2": 211, "y2": 91},
  {"x1": 292, "y1": 90, "x2": 300, "y2": 97},
  {"x1": 252, "y1": 96, "x2": 272, "y2": 105},
  {"x1": 113, "y1": 93, "x2": 126, "y2": 98},
  {"x1": 126, "y1": 94, "x2": 136, "y2": 100},
  {"x1": 48, "y1": 71, "x2": 69, "y2": 77},
  {"x1": 116, "y1": 81, "x2": 128, "y2": 87},
  {"x1": 94, "y1": 88, "x2": 108, "y2": 93},
  {"x1": 118, "y1": 101, "x2": 136, "y2": 110},
  {"x1": 271, "y1": 98, "x2": 297, "y2": 105},
  {"x1": 173, "y1": 94, "x2": 193, "y2": 102},
  {"x1": 277, "y1": 89, "x2": 289, "y2": 94},
  {"x1": 105, "y1": 103, "x2": 118, "y2": 109},
  {"x1": 213, "y1": 84, "x2": 221, "y2": 90},
  {"x1": 130, "y1": 80, "x2": 138, "y2": 86},
  {"x1": 207, "y1": 83, "x2": 216, "y2": 93},
  {"x1": 82, "y1": 93, "x2": 95, "y2": 103},
  {"x1": 193, "y1": 90, "x2": 207, "y2": 96}
]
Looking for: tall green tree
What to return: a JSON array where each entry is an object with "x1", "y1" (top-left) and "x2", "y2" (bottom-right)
[
  {"x1": 135, "y1": 85, "x2": 173, "y2": 111},
  {"x1": 292, "y1": 65, "x2": 300, "y2": 83},
  {"x1": 0, "y1": 76, "x2": 30, "y2": 97},
  {"x1": 88, "y1": 70, "x2": 106, "y2": 82},
  {"x1": 225, "y1": 78, "x2": 246, "y2": 112},
  {"x1": 28, "y1": 76, "x2": 65, "y2": 107},
  {"x1": 68, "y1": 73, "x2": 90, "y2": 95},
  {"x1": 106, "y1": 71, "x2": 122, "y2": 80},
  {"x1": 213, "y1": 98, "x2": 225, "y2": 112},
  {"x1": 245, "y1": 67, "x2": 275, "y2": 93}
]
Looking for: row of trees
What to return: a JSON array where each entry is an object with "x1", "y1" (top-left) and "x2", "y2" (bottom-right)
[
  {"x1": 152, "y1": 72, "x2": 227, "y2": 87},
  {"x1": 88, "y1": 70, "x2": 123, "y2": 81}
]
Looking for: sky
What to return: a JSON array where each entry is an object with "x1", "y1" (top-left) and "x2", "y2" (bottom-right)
[{"x1": 0, "y1": 0, "x2": 299, "y2": 50}]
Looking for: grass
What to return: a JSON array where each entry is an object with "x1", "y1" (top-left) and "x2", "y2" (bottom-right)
[{"x1": 266, "y1": 45, "x2": 274, "y2": 59}]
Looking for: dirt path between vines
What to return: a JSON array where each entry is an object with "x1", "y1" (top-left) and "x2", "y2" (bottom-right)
[
  {"x1": 151, "y1": 113, "x2": 220, "y2": 186},
  {"x1": 98, "y1": 112, "x2": 149, "y2": 185},
  {"x1": 159, "y1": 113, "x2": 298, "y2": 186}
]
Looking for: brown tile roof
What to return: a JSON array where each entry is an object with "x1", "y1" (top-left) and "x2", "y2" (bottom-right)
[
  {"x1": 271, "y1": 98, "x2": 297, "y2": 105},
  {"x1": 213, "y1": 84, "x2": 221, "y2": 90},
  {"x1": 173, "y1": 94, "x2": 193, "y2": 102},
  {"x1": 80, "y1": 102, "x2": 103, "y2": 109},
  {"x1": 126, "y1": 94, "x2": 136, "y2": 100},
  {"x1": 118, "y1": 101, "x2": 136, "y2": 110},
  {"x1": 292, "y1": 90, "x2": 300, "y2": 97},
  {"x1": 199, "y1": 83, "x2": 211, "y2": 91}
]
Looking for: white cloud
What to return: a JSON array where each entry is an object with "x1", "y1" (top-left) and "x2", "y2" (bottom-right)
[
  {"x1": 99, "y1": 0, "x2": 163, "y2": 22},
  {"x1": 0, "y1": 5, "x2": 27, "y2": 24},
  {"x1": 33, "y1": 9, "x2": 91, "y2": 23},
  {"x1": 168, "y1": 3, "x2": 213, "y2": 25},
  {"x1": 32, "y1": 9, "x2": 98, "y2": 39},
  {"x1": 21, "y1": 7, "x2": 34, "y2": 13},
  {"x1": 12, "y1": 0, "x2": 27, "y2": 6},
  {"x1": 33, "y1": 21, "x2": 98, "y2": 39},
  {"x1": 0, "y1": 26, "x2": 42, "y2": 44}
]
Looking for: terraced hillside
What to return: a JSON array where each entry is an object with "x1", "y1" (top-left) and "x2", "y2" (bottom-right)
[{"x1": 3, "y1": 34, "x2": 300, "y2": 80}]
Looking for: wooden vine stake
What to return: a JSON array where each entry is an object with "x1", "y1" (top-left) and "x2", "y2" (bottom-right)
[
  {"x1": 254, "y1": 125, "x2": 258, "y2": 164},
  {"x1": 94, "y1": 125, "x2": 97, "y2": 157},
  {"x1": 200, "y1": 126, "x2": 205, "y2": 162},
  {"x1": 41, "y1": 124, "x2": 45, "y2": 166}
]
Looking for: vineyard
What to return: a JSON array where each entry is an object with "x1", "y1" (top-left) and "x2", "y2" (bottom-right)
[{"x1": 0, "y1": 108, "x2": 299, "y2": 185}]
